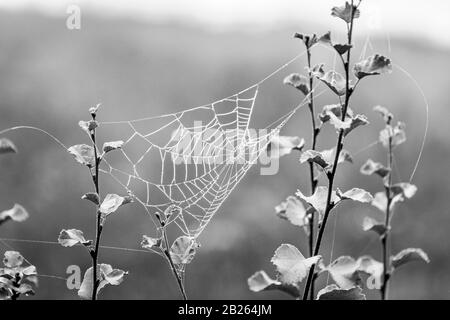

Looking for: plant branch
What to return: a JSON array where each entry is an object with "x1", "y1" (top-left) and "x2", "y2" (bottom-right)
[
  {"x1": 302, "y1": 0, "x2": 357, "y2": 300},
  {"x1": 381, "y1": 122, "x2": 394, "y2": 300},
  {"x1": 161, "y1": 225, "x2": 188, "y2": 300},
  {"x1": 90, "y1": 114, "x2": 103, "y2": 301}
]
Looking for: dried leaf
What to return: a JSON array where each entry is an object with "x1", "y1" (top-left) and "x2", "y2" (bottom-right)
[
  {"x1": 68, "y1": 144, "x2": 95, "y2": 167},
  {"x1": 391, "y1": 248, "x2": 430, "y2": 270},
  {"x1": 331, "y1": 2, "x2": 360, "y2": 23},
  {"x1": 317, "y1": 284, "x2": 365, "y2": 300},
  {"x1": 316, "y1": 70, "x2": 346, "y2": 96},
  {"x1": 99, "y1": 194, "x2": 130, "y2": 215},
  {"x1": 354, "y1": 54, "x2": 392, "y2": 79},
  {"x1": 275, "y1": 196, "x2": 308, "y2": 227},
  {"x1": 271, "y1": 244, "x2": 321, "y2": 285},
  {"x1": 0, "y1": 138, "x2": 18, "y2": 154},
  {"x1": 78, "y1": 264, "x2": 127, "y2": 299},
  {"x1": 58, "y1": 229, "x2": 91, "y2": 247},
  {"x1": 102, "y1": 141, "x2": 124, "y2": 154},
  {"x1": 325, "y1": 256, "x2": 362, "y2": 289},
  {"x1": 297, "y1": 187, "x2": 339, "y2": 219},
  {"x1": 170, "y1": 236, "x2": 199, "y2": 266},
  {"x1": 360, "y1": 159, "x2": 390, "y2": 178},
  {"x1": 362, "y1": 217, "x2": 387, "y2": 236},
  {"x1": 141, "y1": 235, "x2": 161, "y2": 250},
  {"x1": 3, "y1": 251, "x2": 24, "y2": 268},
  {"x1": 283, "y1": 73, "x2": 309, "y2": 95},
  {"x1": 247, "y1": 270, "x2": 300, "y2": 297},
  {"x1": 81, "y1": 192, "x2": 100, "y2": 205},
  {"x1": 267, "y1": 135, "x2": 304, "y2": 159},
  {"x1": 379, "y1": 122, "x2": 406, "y2": 148},
  {"x1": 0, "y1": 204, "x2": 29, "y2": 224},
  {"x1": 337, "y1": 188, "x2": 373, "y2": 203},
  {"x1": 319, "y1": 104, "x2": 354, "y2": 123}
]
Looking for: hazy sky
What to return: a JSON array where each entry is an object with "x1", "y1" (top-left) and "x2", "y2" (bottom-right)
[{"x1": 1, "y1": 0, "x2": 449, "y2": 47}]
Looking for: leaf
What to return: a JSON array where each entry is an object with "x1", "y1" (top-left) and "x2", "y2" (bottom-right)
[
  {"x1": 68, "y1": 144, "x2": 95, "y2": 167},
  {"x1": 325, "y1": 256, "x2": 362, "y2": 289},
  {"x1": 334, "y1": 43, "x2": 352, "y2": 55},
  {"x1": 16, "y1": 283, "x2": 34, "y2": 296},
  {"x1": 102, "y1": 141, "x2": 124, "y2": 154},
  {"x1": 317, "y1": 284, "x2": 365, "y2": 300},
  {"x1": 283, "y1": 73, "x2": 309, "y2": 95},
  {"x1": 141, "y1": 235, "x2": 161, "y2": 250},
  {"x1": 99, "y1": 194, "x2": 131, "y2": 216},
  {"x1": 390, "y1": 183, "x2": 417, "y2": 200},
  {"x1": 299, "y1": 148, "x2": 352, "y2": 171},
  {"x1": 379, "y1": 122, "x2": 406, "y2": 148},
  {"x1": 293, "y1": 32, "x2": 330, "y2": 48},
  {"x1": 267, "y1": 135, "x2": 304, "y2": 159},
  {"x1": 371, "y1": 192, "x2": 388, "y2": 213},
  {"x1": 0, "y1": 204, "x2": 29, "y2": 224},
  {"x1": 357, "y1": 256, "x2": 383, "y2": 289},
  {"x1": 337, "y1": 188, "x2": 373, "y2": 203},
  {"x1": 297, "y1": 187, "x2": 339, "y2": 219},
  {"x1": 58, "y1": 229, "x2": 91, "y2": 247},
  {"x1": 391, "y1": 248, "x2": 430, "y2": 270},
  {"x1": 362, "y1": 217, "x2": 387, "y2": 236},
  {"x1": 373, "y1": 105, "x2": 393, "y2": 123},
  {"x1": 247, "y1": 270, "x2": 300, "y2": 297},
  {"x1": 271, "y1": 244, "x2": 321, "y2": 285},
  {"x1": 316, "y1": 70, "x2": 346, "y2": 96},
  {"x1": 319, "y1": 104, "x2": 354, "y2": 123},
  {"x1": 89, "y1": 103, "x2": 101, "y2": 115},
  {"x1": 78, "y1": 264, "x2": 127, "y2": 299},
  {"x1": 275, "y1": 196, "x2": 308, "y2": 227},
  {"x1": 78, "y1": 120, "x2": 98, "y2": 135},
  {"x1": 170, "y1": 236, "x2": 199, "y2": 266},
  {"x1": 360, "y1": 159, "x2": 390, "y2": 178},
  {"x1": 3, "y1": 251, "x2": 24, "y2": 268},
  {"x1": 81, "y1": 192, "x2": 100, "y2": 205},
  {"x1": 0, "y1": 138, "x2": 18, "y2": 154},
  {"x1": 331, "y1": 2, "x2": 360, "y2": 23},
  {"x1": 354, "y1": 54, "x2": 392, "y2": 79}
]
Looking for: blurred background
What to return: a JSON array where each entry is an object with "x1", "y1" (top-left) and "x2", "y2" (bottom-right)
[{"x1": 0, "y1": 0, "x2": 449, "y2": 299}]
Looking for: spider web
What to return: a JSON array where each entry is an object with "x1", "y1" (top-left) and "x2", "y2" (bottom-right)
[{"x1": 99, "y1": 84, "x2": 307, "y2": 240}]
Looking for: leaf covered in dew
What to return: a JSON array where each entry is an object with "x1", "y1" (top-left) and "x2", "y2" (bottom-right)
[
  {"x1": 68, "y1": 144, "x2": 95, "y2": 167},
  {"x1": 317, "y1": 284, "x2": 365, "y2": 300},
  {"x1": 247, "y1": 270, "x2": 300, "y2": 297},
  {"x1": 283, "y1": 73, "x2": 309, "y2": 96},
  {"x1": 391, "y1": 248, "x2": 430, "y2": 270},
  {"x1": 297, "y1": 187, "x2": 340, "y2": 219},
  {"x1": 0, "y1": 138, "x2": 18, "y2": 154},
  {"x1": 293, "y1": 31, "x2": 331, "y2": 48},
  {"x1": 170, "y1": 236, "x2": 199, "y2": 266},
  {"x1": 337, "y1": 188, "x2": 373, "y2": 203},
  {"x1": 141, "y1": 235, "x2": 162, "y2": 250},
  {"x1": 102, "y1": 141, "x2": 124, "y2": 154},
  {"x1": 81, "y1": 192, "x2": 100, "y2": 205},
  {"x1": 78, "y1": 120, "x2": 98, "y2": 135},
  {"x1": 99, "y1": 194, "x2": 132, "y2": 216},
  {"x1": 360, "y1": 159, "x2": 390, "y2": 178},
  {"x1": 89, "y1": 103, "x2": 101, "y2": 116},
  {"x1": 362, "y1": 216, "x2": 387, "y2": 236},
  {"x1": 299, "y1": 148, "x2": 352, "y2": 171},
  {"x1": 319, "y1": 104, "x2": 354, "y2": 124},
  {"x1": 325, "y1": 111, "x2": 369, "y2": 136},
  {"x1": 271, "y1": 244, "x2": 321, "y2": 285},
  {"x1": 324, "y1": 256, "x2": 362, "y2": 289},
  {"x1": 354, "y1": 54, "x2": 392, "y2": 79},
  {"x1": 78, "y1": 264, "x2": 128, "y2": 299},
  {"x1": 58, "y1": 229, "x2": 92, "y2": 247},
  {"x1": 275, "y1": 196, "x2": 308, "y2": 227},
  {"x1": 316, "y1": 70, "x2": 346, "y2": 96},
  {"x1": 3, "y1": 251, "x2": 24, "y2": 268},
  {"x1": 267, "y1": 135, "x2": 305, "y2": 159},
  {"x1": 373, "y1": 105, "x2": 393, "y2": 123},
  {"x1": 357, "y1": 256, "x2": 384, "y2": 288},
  {"x1": 390, "y1": 183, "x2": 417, "y2": 200},
  {"x1": 379, "y1": 122, "x2": 406, "y2": 148},
  {"x1": 331, "y1": 2, "x2": 360, "y2": 23},
  {"x1": 0, "y1": 204, "x2": 29, "y2": 225}
]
